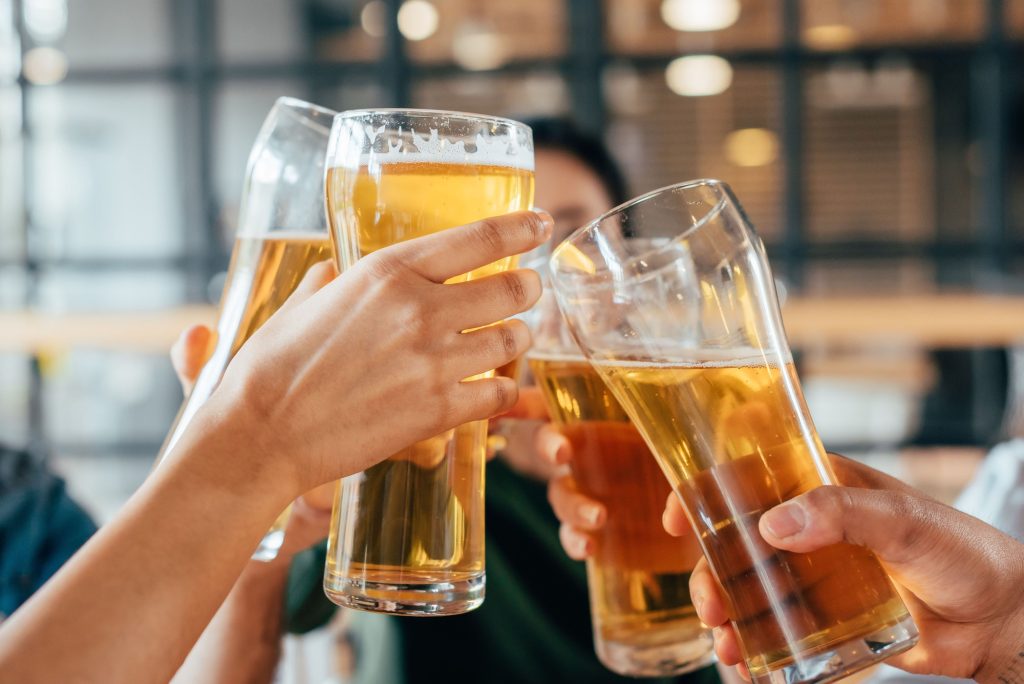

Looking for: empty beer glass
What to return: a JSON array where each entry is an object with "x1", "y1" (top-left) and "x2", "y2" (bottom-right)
[
  {"x1": 527, "y1": 281, "x2": 714, "y2": 676},
  {"x1": 549, "y1": 180, "x2": 918, "y2": 683},
  {"x1": 156, "y1": 97, "x2": 336, "y2": 561},
  {"x1": 323, "y1": 110, "x2": 534, "y2": 615}
]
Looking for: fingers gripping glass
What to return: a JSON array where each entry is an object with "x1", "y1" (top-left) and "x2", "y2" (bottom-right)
[
  {"x1": 549, "y1": 180, "x2": 918, "y2": 684},
  {"x1": 155, "y1": 97, "x2": 336, "y2": 562},
  {"x1": 528, "y1": 274, "x2": 715, "y2": 676},
  {"x1": 322, "y1": 109, "x2": 534, "y2": 616}
]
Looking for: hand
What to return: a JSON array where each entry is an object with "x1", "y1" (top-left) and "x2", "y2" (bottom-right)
[
  {"x1": 488, "y1": 386, "x2": 571, "y2": 481},
  {"x1": 666, "y1": 454, "x2": 1024, "y2": 682},
  {"x1": 530, "y1": 402, "x2": 699, "y2": 561},
  {"x1": 172, "y1": 325, "x2": 334, "y2": 560},
  {"x1": 180, "y1": 210, "x2": 552, "y2": 503}
]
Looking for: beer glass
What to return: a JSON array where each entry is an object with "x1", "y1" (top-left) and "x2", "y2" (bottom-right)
[
  {"x1": 323, "y1": 110, "x2": 534, "y2": 615},
  {"x1": 156, "y1": 97, "x2": 335, "y2": 561},
  {"x1": 549, "y1": 180, "x2": 918, "y2": 683},
  {"x1": 527, "y1": 283, "x2": 714, "y2": 676}
]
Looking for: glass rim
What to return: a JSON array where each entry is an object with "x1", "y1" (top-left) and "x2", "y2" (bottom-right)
[
  {"x1": 551, "y1": 178, "x2": 730, "y2": 271},
  {"x1": 332, "y1": 107, "x2": 531, "y2": 133},
  {"x1": 275, "y1": 96, "x2": 337, "y2": 118}
]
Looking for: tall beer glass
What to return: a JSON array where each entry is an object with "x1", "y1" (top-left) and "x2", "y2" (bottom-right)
[
  {"x1": 549, "y1": 180, "x2": 918, "y2": 683},
  {"x1": 323, "y1": 110, "x2": 534, "y2": 615},
  {"x1": 156, "y1": 97, "x2": 335, "y2": 561},
  {"x1": 528, "y1": 285, "x2": 714, "y2": 676}
]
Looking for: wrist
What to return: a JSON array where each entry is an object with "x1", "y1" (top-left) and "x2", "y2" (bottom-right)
[{"x1": 171, "y1": 391, "x2": 299, "y2": 525}]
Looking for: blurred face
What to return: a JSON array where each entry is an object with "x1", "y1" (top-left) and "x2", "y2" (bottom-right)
[{"x1": 534, "y1": 148, "x2": 616, "y2": 246}]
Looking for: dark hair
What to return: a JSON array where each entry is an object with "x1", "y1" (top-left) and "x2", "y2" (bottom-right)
[{"x1": 525, "y1": 118, "x2": 629, "y2": 207}]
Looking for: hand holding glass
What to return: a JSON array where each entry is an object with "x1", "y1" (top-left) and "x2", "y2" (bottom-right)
[{"x1": 549, "y1": 180, "x2": 918, "y2": 683}]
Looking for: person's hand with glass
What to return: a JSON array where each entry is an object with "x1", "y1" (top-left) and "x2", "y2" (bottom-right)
[
  {"x1": 547, "y1": 180, "x2": 919, "y2": 684},
  {"x1": 154, "y1": 97, "x2": 338, "y2": 561}
]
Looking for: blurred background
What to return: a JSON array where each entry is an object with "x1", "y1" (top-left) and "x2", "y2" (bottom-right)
[{"x1": 2, "y1": 0, "x2": 1024, "y2": 523}]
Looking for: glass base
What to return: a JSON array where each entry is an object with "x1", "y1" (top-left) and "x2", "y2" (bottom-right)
[
  {"x1": 324, "y1": 573, "x2": 485, "y2": 616},
  {"x1": 597, "y1": 628, "x2": 716, "y2": 677},
  {"x1": 251, "y1": 527, "x2": 286, "y2": 562},
  {"x1": 750, "y1": 614, "x2": 919, "y2": 684}
]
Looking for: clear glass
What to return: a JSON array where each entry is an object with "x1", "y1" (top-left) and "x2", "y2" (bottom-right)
[
  {"x1": 549, "y1": 180, "x2": 918, "y2": 683},
  {"x1": 155, "y1": 97, "x2": 336, "y2": 561},
  {"x1": 323, "y1": 109, "x2": 534, "y2": 615},
  {"x1": 527, "y1": 282, "x2": 714, "y2": 676}
]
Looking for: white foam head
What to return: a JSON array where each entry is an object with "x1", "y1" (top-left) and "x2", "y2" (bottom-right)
[{"x1": 361, "y1": 127, "x2": 533, "y2": 169}]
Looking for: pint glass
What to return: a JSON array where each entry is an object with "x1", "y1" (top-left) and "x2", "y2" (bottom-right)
[
  {"x1": 323, "y1": 110, "x2": 534, "y2": 615},
  {"x1": 156, "y1": 97, "x2": 335, "y2": 561},
  {"x1": 528, "y1": 286, "x2": 714, "y2": 676},
  {"x1": 549, "y1": 180, "x2": 918, "y2": 683}
]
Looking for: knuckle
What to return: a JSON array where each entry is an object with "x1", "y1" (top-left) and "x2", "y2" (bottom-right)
[
  {"x1": 496, "y1": 323, "x2": 519, "y2": 358},
  {"x1": 889, "y1": 493, "x2": 929, "y2": 556},
  {"x1": 491, "y1": 378, "x2": 514, "y2": 412},
  {"x1": 500, "y1": 272, "x2": 529, "y2": 309},
  {"x1": 362, "y1": 251, "x2": 404, "y2": 281},
  {"x1": 473, "y1": 217, "x2": 508, "y2": 255},
  {"x1": 521, "y1": 210, "x2": 546, "y2": 243}
]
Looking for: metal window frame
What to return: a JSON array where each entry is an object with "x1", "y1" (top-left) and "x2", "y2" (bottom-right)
[{"x1": 6, "y1": 0, "x2": 1022, "y2": 455}]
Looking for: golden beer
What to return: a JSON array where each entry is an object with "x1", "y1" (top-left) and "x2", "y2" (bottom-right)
[
  {"x1": 530, "y1": 354, "x2": 712, "y2": 675},
  {"x1": 596, "y1": 358, "x2": 912, "y2": 676},
  {"x1": 160, "y1": 233, "x2": 332, "y2": 457},
  {"x1": 324, "y1": 159, "x2": 534, "y2": 613},
  {"x1": 157, "y1": 234, "x2": 332, "y2": 552}
]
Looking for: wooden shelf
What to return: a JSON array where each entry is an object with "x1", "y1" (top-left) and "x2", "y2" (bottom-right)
[{"x1": 2, "y1": 294, "x2": 1024, "y2": 355}]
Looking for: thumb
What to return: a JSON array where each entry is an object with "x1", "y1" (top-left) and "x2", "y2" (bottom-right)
[
  {"x1": 755, "y1": 485, "x2": 1003, "y2": 613},
  {"x1": 758, "y1": 485, "x2": 946, "y2": 565}
]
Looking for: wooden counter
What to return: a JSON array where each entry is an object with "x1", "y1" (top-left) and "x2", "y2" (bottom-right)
[{"x1": 2, "y1": 294, "x2": 1024, "y2": 354}]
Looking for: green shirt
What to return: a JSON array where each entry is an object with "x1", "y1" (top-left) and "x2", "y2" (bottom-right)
[{"x1": 286, "y1": 459, "x2": 720, "y2": 684}]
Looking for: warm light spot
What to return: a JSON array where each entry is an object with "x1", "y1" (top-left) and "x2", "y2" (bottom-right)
[
  {"x1": 397, "y1": 0, "x2": 438, "y2": 42},
  {"x1": 665, "y1": 55, "x2": 732, "y2": 97},
  {"x1": 804, "y1": 24, "x2": 859, "y2": 50},
  {"x1": 452, "y1": 28, "x2": 506, "y2": 71},
  {"x1": 724, "y1": 128, "x2": 779, "y2": 167},
  {"x1": 22, "y1": 46, "x2": 68, "y2": 85},
  {"x1": 360, "y1": 0, "x2": 386, "y2": 38},
  {"x1": 661, "y1": 0, "x2": 740, "y2": 32}
]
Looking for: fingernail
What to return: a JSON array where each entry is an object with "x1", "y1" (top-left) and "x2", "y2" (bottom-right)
[
  {"x1": 554, "y1": 442, "x2": 570, "y2": 464},
  {"x1": 575, "y1": 535, "x2": 590, "y2": 557},
  {"x1": 581, "y1": 504, "x2": 602, "y2": 526},
  {"x1": 762, "y1": 501, "x2": 806, "y2": 539},
  {"x1": 535, "y1": 210, "x2": 555, "y2": 236},
  {"x1": 693, "y1": 592, "x2": 705, "y2": 617}
]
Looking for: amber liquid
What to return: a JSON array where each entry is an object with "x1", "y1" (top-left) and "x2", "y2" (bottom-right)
[
  {"x1": 324, "y1": 162, "x2": 534, "y2": 600},
  {"x1": 595, "y1": 358, "x2": 911, "y2": 675},
  {"x1": 158, "y1": 234, "x2": 332, "y2": 460},
  {"x1": 156, "y1": 234, "x2": 332, "y2": 542},
  {"x1": 530, "y1": 355, "x2": 710, "y2": 672}
]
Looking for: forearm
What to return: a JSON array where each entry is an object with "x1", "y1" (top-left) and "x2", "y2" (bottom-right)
[
  {"x1": 172, "y1": 562, "x2": 290, "y2": 684},
  {"x1": 0, "y1": 413, "x2": 292, "y2": 684}
]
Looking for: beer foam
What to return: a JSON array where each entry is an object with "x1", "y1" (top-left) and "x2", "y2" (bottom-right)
[
  {"x1": 589, "y1": 347, "x2": 787, "y2": 369},
  {"x1": 526, "y1": 351, "x2": 589, "y2": 364},
  {"x1": 359, "y1": 127, "x2": 533, "y2": 169},
  {"x1": 234, "y1": 229, "x2": 329, "y2": 241}
]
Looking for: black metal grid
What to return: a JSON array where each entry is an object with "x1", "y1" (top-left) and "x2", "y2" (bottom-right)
[{"x1": 7, "y1": 0, "x2": 1024, "y2": 454}]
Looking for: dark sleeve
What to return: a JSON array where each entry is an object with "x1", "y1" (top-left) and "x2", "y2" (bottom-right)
[
  {"x1": 284, "y1": 540, "x2": 338, "y2": 634},
  {"x1": 0, "y1": 452, "x2": 97, "y2": 617}
]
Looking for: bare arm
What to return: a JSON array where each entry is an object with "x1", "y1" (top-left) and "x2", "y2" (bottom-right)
[
  {"x1": 0, "y1": 414, "x2": 291, "y2": 683},
  {"x1": 172, "y1": 560, "x2": 290, "y2": 684},
  {"x1": 172, "y1": 490, "x2": 334, "y2": 684},
  {"x1": 0, "y1": 210, "x2": 550, "y2": 684}
]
